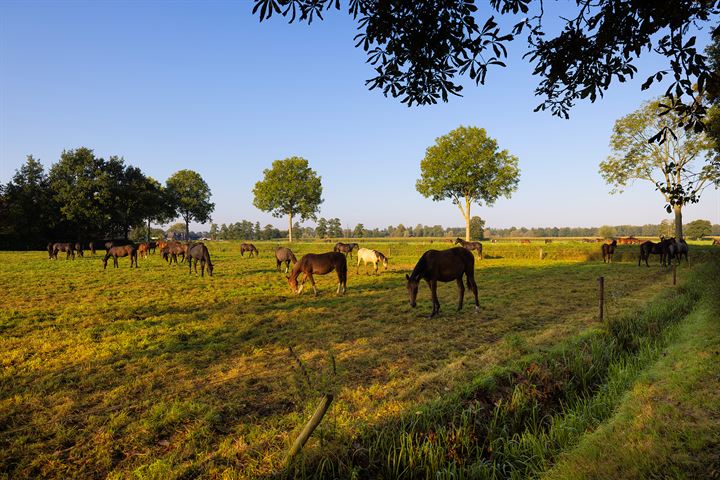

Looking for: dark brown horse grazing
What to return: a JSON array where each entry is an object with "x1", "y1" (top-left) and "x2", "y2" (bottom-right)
[
  {"x1": 103, "y1": 245, "x2": 138, "y2": 269},
  {"x1": 240, "y1": 243, "x2": 259, "y2": 257},
  {"x1": 188, "y1": 243, "x2": 214, "y2": 277},
  {"x1": 51, "y1": 242, "x2": 75, "y2": 260},
  {"x1": 287, "y1": 252, "x2": 347, "y2": 295},
  {"x1": 601, "y1": 239, "x2": 617, "y2": 263},
  {"x1": 638, "y1": 238, "x2": 673, "y2": 267},
  {"x1": 275, "y1": 247, "x2": 297, "y2": 273},
  {"x1": 74, "y1": 242, "x2": 84, "y2": 258},
  {"x1": 406, "y1": 247, "x2": 479, "y2": 318},
  {"x1": 454, "y1": 238, "x2": 483, "y2": 259},
  {"x1": 333, "y1": 242, "x2": 359, "y2": 259},
  {"x1": 47, "y1": 242, "x2": 54, "y2": 259}
]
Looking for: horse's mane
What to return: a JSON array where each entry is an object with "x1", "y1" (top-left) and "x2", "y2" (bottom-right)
[
  {"x1": 374, "y1": 250, "x2": 387, "y2": 261},
  {"x1": 409, "y1": 253, "x2": 427, "y2": 281}
]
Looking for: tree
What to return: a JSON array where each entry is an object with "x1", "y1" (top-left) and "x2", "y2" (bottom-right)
[
  {"x1": 659, "y1": 219, "x2": 674, "y2": 238},
  {"x1": 315, "y1": 217, "x2": 328, "y2": 238},
  {"x1": 600, "y1": 99, "x2": 719, "y2": 239},
  {"x1": 166, "y1": 222, "x2": 187, "y2": 240},
  {"x1": 416, "y1": 126, "x2": 519, "y2": 241},
  {"x1": 2, "y1": 156, "x2": 53, "y2": 247},
  {"x1": 353, "y1": 223, "x2": 365, "y2": 238},
  {"x1": 327, "y1": 217, "x2": 342, "y2": 238},
  {"x1": 598, "y1": 225, "x2": 617, "y2": 239},
  {"x1": 253, "y1": 1, "x2": 719, "y2": 139},
  {"x1": 209, "y1": 223, "x2": 218, "y2": 240},
  {"x1": 685, "y1": 219, "x2": 712, "y2": 239},
  {"x1": 469, "y1": 216, "x2": 485, "y2": 240},
  {"x1": 166, "y1": 170, "x2": 215, "y2": 241},
  {"x1": 252, "y1": 157, "x2": 323, "y2": 242}
]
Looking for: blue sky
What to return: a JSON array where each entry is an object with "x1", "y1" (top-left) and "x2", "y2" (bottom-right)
[{"x1": 1, "y1": 1, "x2": 719, "y2": 231}]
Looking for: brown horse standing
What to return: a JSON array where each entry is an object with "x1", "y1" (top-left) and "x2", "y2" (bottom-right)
[
  {"x1": 333, "y1": 242, "x2": 359, "y2": 259},
  {"x1": 602, "y1": 239, "x2": 617, "y2": 263},
  {"x1": 240, "y1": 243, "x2": 259, "y2": 257},
  {"x1": 188, "y1": 243, "x2": 214, "y2": 277},
  {"x1": 638, "y1": 238, "x2": 673, "y2": 267},
  {"x1": 406, "y1": 247, "x2": 479, "y2": 318},
  {"x1": 287, "y1": 252, "x2": 347, "y2": 296},
  {"x1": 275, "y1": 247, "x2": 297, "y2": 273},
  {"x1": 454, "y1": 238, "x2": 483, "y2": 259},
  {"x1": 138, "y1": 243, "x2": 150, "y2": 259},
  {"x1": 103, "y1": 245, "x2": 138, "y2": 269}
]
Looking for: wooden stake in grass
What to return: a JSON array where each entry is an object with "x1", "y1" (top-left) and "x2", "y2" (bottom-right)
[
  {"x1": 598, "y1": 276, "x2": 605, "y2": 322},
  {"x1": 285, "y1": 394, "x2": 334, "y2": 467},
  {"x1": 673, "y1": 264, "x2": 677, "y2": 286}
]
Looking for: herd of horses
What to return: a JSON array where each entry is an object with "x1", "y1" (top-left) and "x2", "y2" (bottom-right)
[{"x1": 44, "y1": 235, "x2": 712, "y2": 317}]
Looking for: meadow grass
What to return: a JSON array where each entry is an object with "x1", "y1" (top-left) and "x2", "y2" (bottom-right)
[{"x1": 0, "y1": 240, "x2": 713, "y2": 479}]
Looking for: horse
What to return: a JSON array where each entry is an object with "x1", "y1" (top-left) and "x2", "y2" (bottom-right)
[
  {"x1": 638, "y1": 238, "x2": 674, "y2": 267},
  {"x1": 275, "y1": 247, "x2": 297, "y2": 273},
  {"x1": 47, "y1": 242, "x2": 54, "y2": 259},
  {"x1": 356, "y1": 248, "x2": 389, "y2": 274},
  {"x1": 138, "y1": 243, "x2": 150, "y2": 259},
  {"x1": 406, "y1": 247, "x2": 479, "y2": 318},
  {"x1": 74, "y1": 242, "x2": 84, "y2": 257},
  {"x1": 520, "y1": 239, "x2": 531, "y2": 244},
  {"x1": 601, "y1": 239, "x2": 617, "y2": 263},
  {"x1": 287, "y1": 252, "x2": 347, "y2": 296},
  {"x1": 161, "y1": 242, "x2": 187, "y2": 264},
  {"x1": 240, "y1": 243, "x2": 259, "y2": 257},
  {"x1": 51, "y1": 242, "x2": 75, "y2": 260},
  {"x1": 714, "y1": 238, "x2": 720, "y2": 246},
  {"x1": 454, "y1": 238, "x2": 483, "y2": 259},
  {"x1": 103, "y1": 245, "x2": 138, "y2": 269},
  {"x1": 157, "y1": 240, "x2": 169, "y2": 251},
  {"x1": 668, "y1": 238, "x2": 689, "y2": 264},
  {"x1": 188, "y1": 243, "x2": 214, "y2": 277},
  {"x1": 544, "y1": 239, "x2": 553, "y2": 244},
  {"x1": 333, "y1": 242, "x2": 359, "y2": 259}
]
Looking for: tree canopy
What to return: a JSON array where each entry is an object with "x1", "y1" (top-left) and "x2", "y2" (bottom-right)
[
  {"x1": 685, "y1": 219, "x2": 712, "y2": 239},
  {"x1": 253, "y1": 0, "x2": 719, "y2": 137},
  {"x1": 599, "y1": 98, "x2": 719, "y2": 239},
  {"x1": 416, "y1": 126, "x2": 519, "y2": 241},
  {"x1": 166, "y1": 169, "x2": 215, "y2": 241},
  {"x1": 252, "y1": 157, "x2": 323, "y2": 242}
]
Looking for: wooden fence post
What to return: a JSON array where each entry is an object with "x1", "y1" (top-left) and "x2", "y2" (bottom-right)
[
  {"x1": 673, "y1": 264, "x2": 677, "y2": 286},
  {"x1": 598, "y1": 276, "x2": 604, "y2": 322},
  {"x1": 285, "y1": 394, "x2": 334, "y2": 467}
]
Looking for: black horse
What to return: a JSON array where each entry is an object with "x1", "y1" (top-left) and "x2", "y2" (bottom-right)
[
  {"x1": 454, "y1": 238, "x2": 483, "y2": 259},
  {"x1": 638, "y1": 238, "x2": 674, "y2": 267},
  {"x1": 333, "y1": 242, "x2": 359, "y2": 259},
  {"x1": 188, "y1": 243, "x2": 214, "y2": 277},
  {"x1": 287, "y1": 252, "x2": 347, "y2": 296},
  {"x1": 601, "y1": 239, "x2": 617, "y2": 263},
  {"x1": 406, "y1": 247, "x2": 479, "y2": 318},
  {"x1": 275, "y1": 247, "x2": 297, "y2": 273}
]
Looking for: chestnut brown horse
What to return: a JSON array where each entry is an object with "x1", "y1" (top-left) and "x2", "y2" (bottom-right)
[
  {"x1": 162, "y1": 242, "x2": 190, "y2": 264},
  {"x1": 188, "y1": 243, "x2": 214, "y2": 277},
  {"x1": 333, "y1": 242, "x2": 359, "y2": 259},
  {"x1": 287, "y1": 252, "x2": 347, "y2": 296},
  {"x1": 454, "y1": 238, "x2": 483, "y2": 259},
  {"x1": 406, "y1": 247, "x2": 479, "y2": 318},
  {"x1": 138, "y1": 243, "x2": 150, "y2": 259},
  {"x1": 103, "y1": 245, "x2": 138, "y2": 269},
  {"x1": 240, "y1": 243, "x2": 259, "y2": 257},
  {"x1": 601, "y1": 239, "x2": 617, "y2": 263},
  {"x1": 275, "y1": 247, "x2": 297, "y2": 273}
]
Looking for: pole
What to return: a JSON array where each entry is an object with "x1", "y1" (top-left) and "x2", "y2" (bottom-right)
[
  {"x1": 598, "y1": 276, "x2": 604, "y2": 322},
  {"x1": 673, "y1": 264, "x2": 677, "y2": 286},
  {"x1": 285, "y1": 394, "x2": 334, "y2": 467}
]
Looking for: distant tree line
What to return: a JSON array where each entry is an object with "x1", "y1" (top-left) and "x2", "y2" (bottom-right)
[
  {"x1": 0, "y1": 148, "x2": 214, "y2": 249},
  {"x1": 488, "y1": 221, "x2": 719, "y2": 239}
]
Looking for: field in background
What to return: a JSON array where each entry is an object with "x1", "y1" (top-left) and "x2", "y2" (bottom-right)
[{"x1": 0, "y1": 240, "x2": 714, "y2": 478}]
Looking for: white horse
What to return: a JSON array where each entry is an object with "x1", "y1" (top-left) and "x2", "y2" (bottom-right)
[{"x1": 356, "y1": 248, "x2": 389, "y2": 274}]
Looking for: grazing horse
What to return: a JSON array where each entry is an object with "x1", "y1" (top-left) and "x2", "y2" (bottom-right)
[
  {"x1": 544, "y1": 239, "x2": 553, "y2": 244},
  {"x1": 356, "y1": 248, "x2": 389, "y2": 274},
  {"x1": 520, "y1": 239, "x2": 531, "y2": 244},
  {"x1": 103, "y1": 245, "x2": 138, "y2": 269},
  {"x1": 406, "y1": 247, "x2": 479, "y2": 318},
  {"x1": 287, "y1": 252, "x2": 347, "y2": 295},
  {"x1": 74, "y1": 242, "x2": 84, "y2": 258},
  {"x1": 601, "y1": 239, "x2": 617, "y2": 263},
  {"x1": 240, "y1": 243, "x2": 259, "y2": 257},
  {"x1": 638, "y1": 238, "x2": 674, "y2": 267},
  {"x1": 52, "y1": 242, "x2": 75, "y2": 260},
  {"x1": 275, "y1": 247, "x2": 297, "y2": 273},
  {"x1": 454, "y1": 238, "x2": 483, "y2": 259},
  {"x1": 333, "y1": 242, "x2": 359, "y2": 259},
  {"x1": 188, "y1": 243, "x2": 214, "y2": 277}
]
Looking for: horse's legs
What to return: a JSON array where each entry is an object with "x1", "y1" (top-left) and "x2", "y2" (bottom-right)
[
  {"x1": 356, "y1": 257, "x2": 361, "y2": 275},
  {"x1": 200, "y1": 259, "x2": 205, "y2": 277},
  {"x1": 306, "y1": 273, "x2": 317, "y2": 296},
  {"x1": 428, "y1": 279, "x2": 440, "y2": 317},
  {"x1": 467, "y1": 272, "x2": 480, "y2": 309},
  {"x1": 456, "y1": 278, "x2": 465, "y2": 311},
  {"x1": 114, "y1": 256, "x2": 119, "y2": 268},
  {"x1": 373, "y1": 261, "x2": 378, "y2": 274},
  {"x1": 285, "y1": 261, "x2": 290, "y2": 274},
  {"x1": 276, "y1": 259, "x2": 281, "y2": 271}
]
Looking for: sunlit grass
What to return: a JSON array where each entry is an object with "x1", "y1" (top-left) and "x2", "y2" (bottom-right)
[{"x1": 0, "y1": 240, "x2": 712, "y2": 478}]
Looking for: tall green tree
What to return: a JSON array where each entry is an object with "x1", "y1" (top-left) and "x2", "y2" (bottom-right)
[
  {"x1": 252, "y1": 157, "x2": 323, "y2": 242},
  {"x1": 685, "y1": 219, "x2": 712, "y2": 239},
  {"x1": 327, "y1": 217, "x2": 342, "y2": 238},
  {"x1": 353, "y1": 223, "x2": 365, "y2": 238},
  {"x1": 416, "y1": 126, "x2": 520, "y2": 241},
  {"x1": 166, "y1": 170, "x2": 215, "y2": 241},
  {"x1": 469, "y1": 216, "x2": 485, "y2": 240},
  {"x1": 315, "y1": 217, "x2": 328, "y2": 238},
  {"x1": 2, "y1": 155, "x2": 53, "y2": 246},
  {"x1": 600, "y1": 99, "x2": 719, "y2": 239}
]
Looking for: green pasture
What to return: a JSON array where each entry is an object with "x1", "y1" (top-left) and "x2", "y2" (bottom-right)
[{"x1": 0, "y1": 240, "x2": 715, "y2": 479}]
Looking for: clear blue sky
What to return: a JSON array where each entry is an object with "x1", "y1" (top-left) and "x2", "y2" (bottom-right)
[{"x1": 1, "y1": 1, "x2": 719, "y2": 231}]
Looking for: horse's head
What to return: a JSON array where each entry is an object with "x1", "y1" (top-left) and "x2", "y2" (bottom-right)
[
  {"x1": 382, "y1": 256, "x2": 389, "y2": 270},
  {"x1": 454, "y1": 238, "x2": 462, "y2": 245},
  {"x1": 405, "y1": 273, "x2": 419, "y2": 308},
  {"x1": 287, "y1": 274, "x2": 301, "y2": 294},
  {"x1": 207, "y1": 262, "x2": 214, "y2": 276}
]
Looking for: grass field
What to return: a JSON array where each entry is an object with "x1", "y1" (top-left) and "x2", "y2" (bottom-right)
[{"x1": 0, "y1": 240, "x2": 715, "y2": 479}]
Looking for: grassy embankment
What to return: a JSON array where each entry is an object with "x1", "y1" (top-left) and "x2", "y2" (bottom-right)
[{"x1": 0, "y1": 240, "x2": 715, "y2": 479}]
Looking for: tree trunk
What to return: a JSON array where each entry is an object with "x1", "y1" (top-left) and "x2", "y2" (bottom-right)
[
  {"x1": 673, "y1": 204, "x2": 683, "y2": 239},
  {"x1": 288, "y1": 213, "x2": 293, "y2": 242},
  {"x1": 146, "y1": 218, "x2": 151, "y2": 243},
  {"x1": 185, "y1": 216, "x2": 190, "y2": 242},
  {"x1": 465, "y1": 197, "x2": 471, "y2": 241}
]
